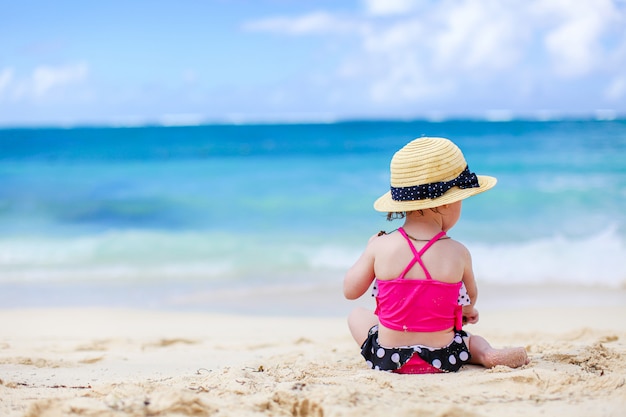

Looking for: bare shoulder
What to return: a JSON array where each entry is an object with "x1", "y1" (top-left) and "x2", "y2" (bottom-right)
[
  {"x1": 426, "y1": 237, "x2": 471, "y2": 265},
  {"x1": 357, "y1": 230, "x2": 396, "y2": 261},
  {"x1": 443, "y1": 237, "x2": 472, "y2": 260},
  {"x1": 445, "y1": 237, "x2": 468, "y2": 249},
  {"x1": 368, "y1": 229, "x2": 401, "y2": 248}
]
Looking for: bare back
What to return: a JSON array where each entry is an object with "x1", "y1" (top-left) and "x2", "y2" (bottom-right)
[
  {"x1": 372, "y1": 230, "x2": 470, "y2": 348},
  {"x1": 373, "y1": 231, "x2": 467, "y2": 284}
]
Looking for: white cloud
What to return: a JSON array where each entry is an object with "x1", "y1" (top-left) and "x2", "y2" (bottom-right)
[
  {"x1": 362, "y1": 0, "x2": 417, "y2": 16},
  {"x1": 538, "y1": 0, "x2": 619, "y2": 77},
  {"x1": 5, "y1": 63, "x2": 88, "y2": 101},
  {"x1": 336, "y1": 1, "x2": 533, "y2": 104},
  {"x1": 430, "y1": 0, "x2": 528, "y2": 72},
  {"x1": 0, "y1": 68, "x2": 14, "y2": 97},
  {"x1": 31, "y1": 63, "x2": 89, "y2": 98},
  {"x1": 242, "y1": 11, "x2": 361, "y2": 35},
  {"x1": 605, "y1": 76, "x2": 626, "y2": 101},
  {"x1": 368, "y1": 59, "x2": 455, "y2": 103},
  {"x1": 246, "y1": 0, "x2": 626, "y2": 113},
  {"x1": 361, "y1": 17, "x2": 423, "y2": 53}
]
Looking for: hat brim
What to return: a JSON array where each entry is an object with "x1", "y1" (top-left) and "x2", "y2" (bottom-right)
[{"x1": 373, "y1": 175, "x2": 497, "y2": 212}]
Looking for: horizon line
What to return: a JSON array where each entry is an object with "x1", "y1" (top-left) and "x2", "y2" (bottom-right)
[{"x1": 1, "y1": 110, "x2": 624, "y2": 129}]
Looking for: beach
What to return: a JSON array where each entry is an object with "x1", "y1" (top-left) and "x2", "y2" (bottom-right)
[
  {"x1": 1, "y1": 122, "x2": 625, "y2": 415},
  {"x1": 1, "y1": 284, "x2": 625, "y2": 417}
]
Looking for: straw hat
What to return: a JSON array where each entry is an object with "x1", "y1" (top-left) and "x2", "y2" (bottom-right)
[{"x1": 373, "y1": 137, "x2": 497, "y2": 212}]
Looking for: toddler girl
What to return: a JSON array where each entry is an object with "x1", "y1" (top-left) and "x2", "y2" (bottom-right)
[{"x1": 344, "y1": 137, "x2": 528, "y2": 373}]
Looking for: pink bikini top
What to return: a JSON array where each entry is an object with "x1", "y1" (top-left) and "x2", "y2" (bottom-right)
[{"x1": 374, "y1": 228, "x2": 464, "y2": 332}]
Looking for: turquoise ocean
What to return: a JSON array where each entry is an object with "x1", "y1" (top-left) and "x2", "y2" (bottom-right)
[{"x1": 1, "y1": 120, "x2": 625, "y2": 313}]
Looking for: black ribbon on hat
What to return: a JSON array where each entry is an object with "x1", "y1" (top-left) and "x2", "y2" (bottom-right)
[{"x1": 390, "y1": 166, "x2": 480, "y2": 201}]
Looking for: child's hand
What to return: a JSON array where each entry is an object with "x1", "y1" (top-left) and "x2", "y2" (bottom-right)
[{"x1": 462, "y1": 306, "x2": 479, "y2": 324}]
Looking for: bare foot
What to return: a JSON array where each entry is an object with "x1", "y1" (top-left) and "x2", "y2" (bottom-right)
[
  {"x1": 482, "y1": 347, "x2": 529, "y2": 369},
  {"x1": 468, "y1": 335, "x2": 529, "y2": 369}
]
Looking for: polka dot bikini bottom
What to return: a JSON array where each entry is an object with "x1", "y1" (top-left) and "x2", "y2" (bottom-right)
[{"x1": 360, "y1": 325, "x2": 471, "y2": 373}]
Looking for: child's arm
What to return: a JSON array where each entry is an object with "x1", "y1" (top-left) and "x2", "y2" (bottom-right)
[
  {"x1": 461, "y1": 247, "x2": 480, "y2": 324},
  {"x1": 343, "y1": 233, "x2": 379, "y2": 300}
]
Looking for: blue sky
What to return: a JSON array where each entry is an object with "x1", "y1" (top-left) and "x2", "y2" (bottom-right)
[{"x1": 1, "y1": 0, "x2": 626, "y2": 126}]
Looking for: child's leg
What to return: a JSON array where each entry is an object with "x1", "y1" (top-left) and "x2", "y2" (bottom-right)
[
  {"x1": 467, "y1": 334, "x2": 529, "y2": 368},
  {"x1": 347, "y1": 307, "x2": 378, "y2": 346}
]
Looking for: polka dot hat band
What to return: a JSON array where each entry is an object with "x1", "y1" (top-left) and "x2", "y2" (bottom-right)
[{"x1": 373, "y1": 137, "x2": 497, "y2": 212}]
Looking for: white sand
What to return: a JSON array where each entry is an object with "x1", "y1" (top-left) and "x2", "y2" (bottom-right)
[{"x1": 1, "y1": 297, "x2": 626, "y2": 416}]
